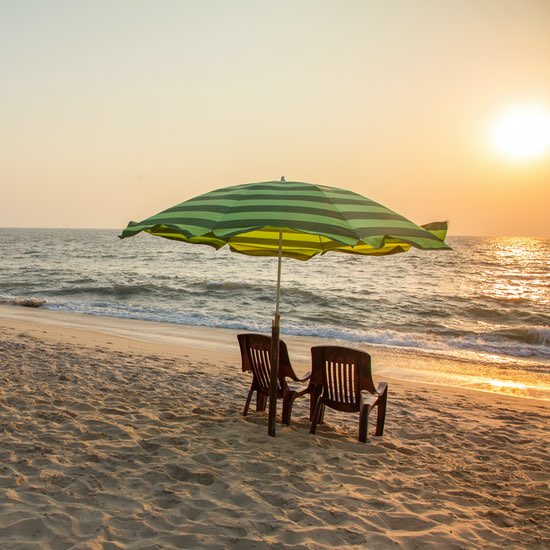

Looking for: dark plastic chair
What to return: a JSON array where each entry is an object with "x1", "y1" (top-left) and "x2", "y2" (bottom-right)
[
  {"x1": 238, "y1": 333, "x2": 315, "y2": 425},
  {"x1": 309, "y1": 346, "x2": 388, "y2": 442}
]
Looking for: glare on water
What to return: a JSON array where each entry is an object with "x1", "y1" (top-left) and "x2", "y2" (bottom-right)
[{"x1": 486, "y1": 237, "x2": 550, "y2": 305}]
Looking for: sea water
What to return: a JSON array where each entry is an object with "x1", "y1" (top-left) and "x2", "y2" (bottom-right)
[{"x1": 1, "y1": 228, "x2": 549, "y2": 398}]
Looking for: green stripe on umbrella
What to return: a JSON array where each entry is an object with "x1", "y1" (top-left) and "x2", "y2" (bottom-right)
[{"x1": 120, "y1": 179, "x2": 451, "y2": 436}]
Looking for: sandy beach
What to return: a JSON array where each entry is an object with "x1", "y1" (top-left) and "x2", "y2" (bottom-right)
[{"x1": 0, "y1": 307, "x2": 548, "y2": 549}]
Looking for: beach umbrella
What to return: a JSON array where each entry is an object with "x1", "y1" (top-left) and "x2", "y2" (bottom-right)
[{"x1": 120, "y1": 179, "x2": 450, "y2": 436}]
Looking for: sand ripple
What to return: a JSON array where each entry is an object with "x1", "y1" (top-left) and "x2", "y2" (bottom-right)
[{"x1": 0, "y1": 325, "x2": 549, "y2": 549}]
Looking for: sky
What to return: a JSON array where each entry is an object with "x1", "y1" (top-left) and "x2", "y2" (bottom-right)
[{"x1": 1, "y1": 0, "x2": 550, "y2": 237}]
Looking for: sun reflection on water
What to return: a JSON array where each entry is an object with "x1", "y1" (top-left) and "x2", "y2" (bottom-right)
[
  {"x1": 486, "y1": 379, "x2": 528, "y2": 390},
  {"x1": 482, "y1": 237, "x2": 549, "y2": 305}
]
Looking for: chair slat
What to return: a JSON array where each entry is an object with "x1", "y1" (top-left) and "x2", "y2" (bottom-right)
[
  {"x1": 337, "y1": 362, "x2": 344, "y2": 402},
  {"x1": 343, "y1": 362, "x2": 350, "y2": 403}
]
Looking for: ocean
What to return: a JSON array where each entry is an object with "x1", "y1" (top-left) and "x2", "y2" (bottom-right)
[{"x1": 1, "y1": 228, "x2": 549, "y2": 398}]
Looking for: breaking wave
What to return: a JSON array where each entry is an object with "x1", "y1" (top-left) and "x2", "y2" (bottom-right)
[{"x1": 0, "y1": 296, "x2": 48, "y2": 308}]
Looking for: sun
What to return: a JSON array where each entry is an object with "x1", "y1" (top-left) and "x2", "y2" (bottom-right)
[{"x1": 489, "y1": 104, "x2": 550, "y2": 162}]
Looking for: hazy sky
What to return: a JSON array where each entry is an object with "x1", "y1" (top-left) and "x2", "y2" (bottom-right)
[{"x1": 2, "y1": 0, "x2": 549, "y2": 236}]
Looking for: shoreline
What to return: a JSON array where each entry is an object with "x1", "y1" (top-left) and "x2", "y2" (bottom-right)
[
  {"x1": 0, "y1": 305, "x2": 548, "y2": 548},
  {"x1": 1, "y1": 304, "x2": 548, "y2": 402}
]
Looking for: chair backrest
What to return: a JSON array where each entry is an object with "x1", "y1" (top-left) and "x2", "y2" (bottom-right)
[
  {"x1": 238, "y1": 333, "x2": 292, "y2": 392},
  {"x1": 311, "y1": 346, "x2": 377, "y2": 408}
]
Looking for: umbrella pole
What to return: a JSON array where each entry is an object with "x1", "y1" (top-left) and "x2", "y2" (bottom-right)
[{"x1": 268, "y1": 231, "x2": 283, "y2": 437}]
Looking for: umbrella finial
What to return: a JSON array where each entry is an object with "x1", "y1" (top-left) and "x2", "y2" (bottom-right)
[{"x1": 280, "y1": 176, "x2": 286, "y2": 182}]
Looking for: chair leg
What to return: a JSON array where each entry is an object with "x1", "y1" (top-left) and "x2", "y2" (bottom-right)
[
  {"x1": 310, "y1": 400, "x2": 324, "y2": 435},
  {"x1": 282, "y1": 393, "x2": 295, "y2": 425},
  {"x1": 309, "y1": 393, "x2": 315, "y2": 421},
  {"x1": 256, "y1": 392, "x2": 267, "y2": 412},
  {"x1": 375, "y1": 390, "x2": 388, "y2": 436},
  {"x1": 309, "y1": 387, "x2": 321, "y2": 421},
  {"x1": 359, "y1": 404, "x2": 369, "y2": 443},
  {"x1": 243, "y1": 387, "x2": 254, "y2": 416},
  {"x1": 318, "y1": 401, "x2": 325, "y2": 424}
]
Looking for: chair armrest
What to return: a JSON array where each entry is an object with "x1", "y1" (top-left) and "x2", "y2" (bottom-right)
[
  {"x1": 361, "y1": 391, "x2": 379, "y2": 406},
  {"x1": 376, "y1": 382, "x2": 388, "y2": 396},
  {"x1": 284, "y1": 369, "x2": 311, "y2": 383},
  {"x1": 287, "y1": 382, "x2": 312, "y2": 395},
  {"x1": 296, "y1": 370, "x2": 311, "y2": 383}
]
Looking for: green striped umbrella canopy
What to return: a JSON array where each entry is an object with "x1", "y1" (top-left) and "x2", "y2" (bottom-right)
[
  {"x1": 120, "y1": 179, "x2": 450, "y2": 435},
  {"x1": 120, "y1": 180, "x2": 449, "y2": 258}
]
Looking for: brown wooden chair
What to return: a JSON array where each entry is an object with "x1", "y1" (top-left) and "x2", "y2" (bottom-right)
[
  {"x1": 238, "y1": 333, "x2": 316, "y2": 425},
  {"x1": 309, "y1": 346, "x2": 388, "y2": 442}
]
